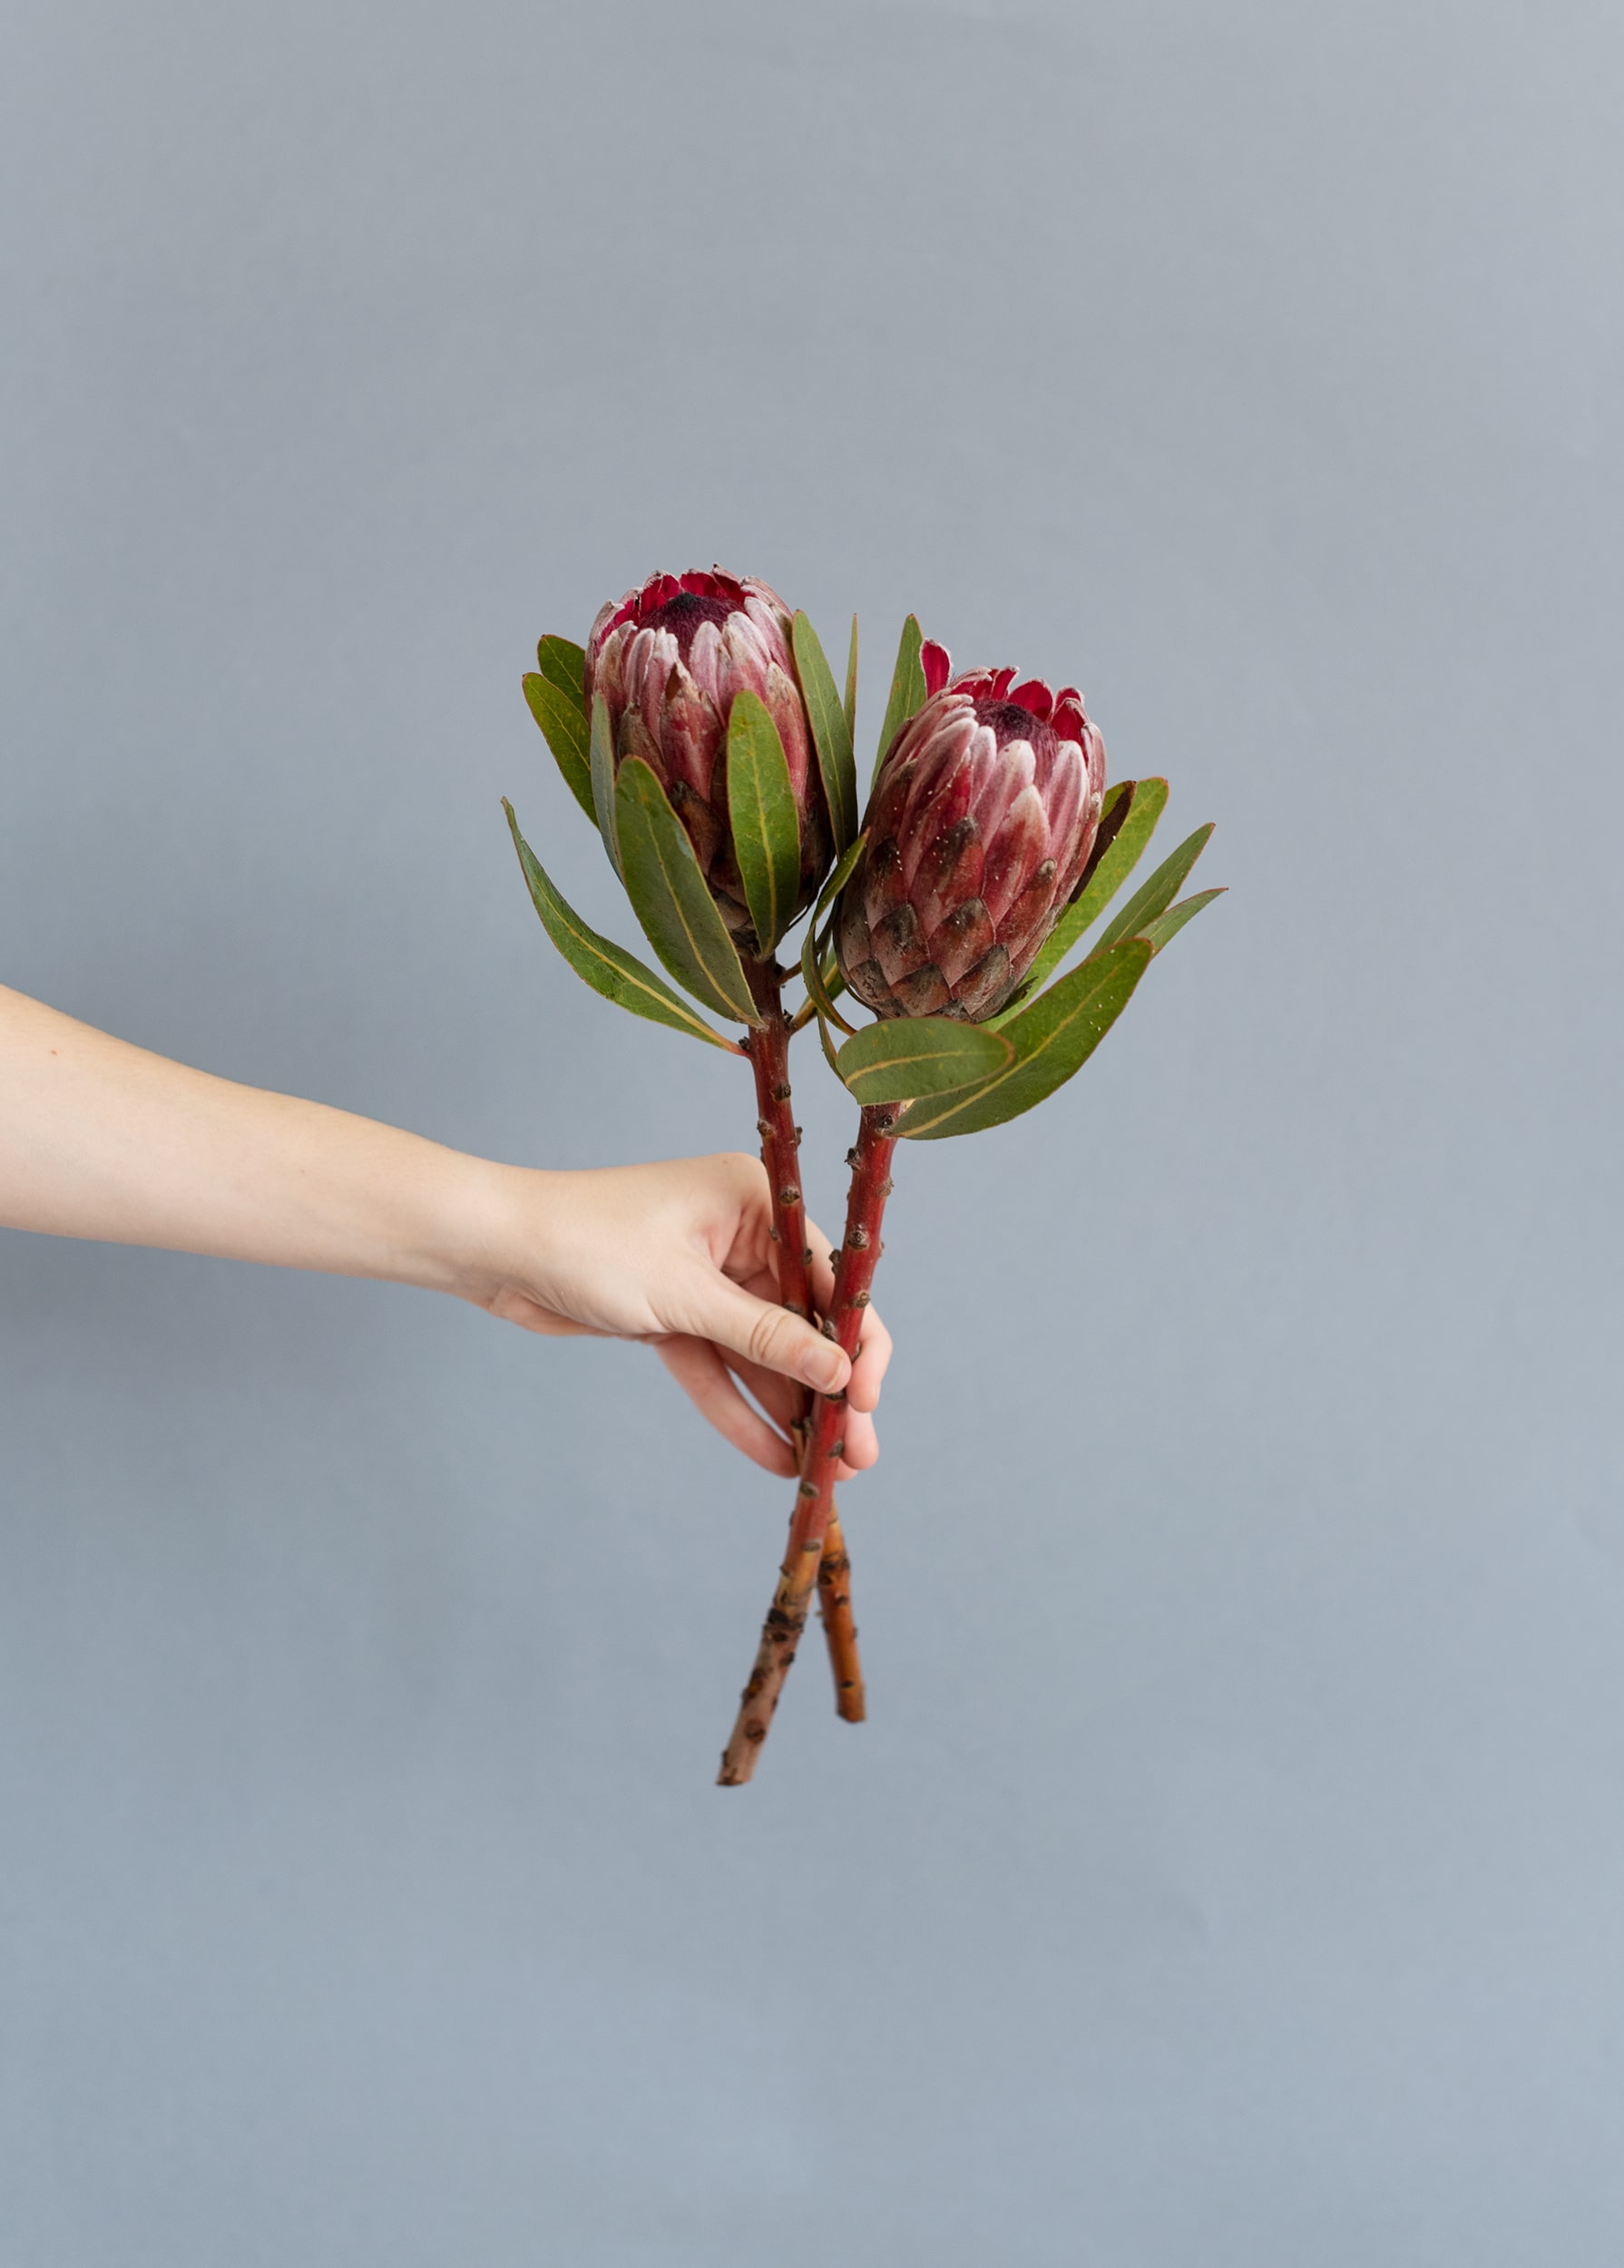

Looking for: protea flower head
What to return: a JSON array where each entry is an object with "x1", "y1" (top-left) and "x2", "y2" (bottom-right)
[
  {"x1": 836, "y1": 647, "x2": 1107, "y2": 1020},
  {"x1": 585, "y1": 568, "x2": 831, "y2": 953}
]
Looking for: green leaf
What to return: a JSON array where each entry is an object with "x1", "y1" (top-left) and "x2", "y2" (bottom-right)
[
  {"x1": 872, "y1": 613, "x2": 927, "y2": 786},
  {"x1": 535, "y1": 634, "x2": 588, "y2": 712},
  {"x1": 815, "y1": 998, "x2": 843, "y2": 1077},
  {"x1": 503, "y1": 801, "x2": 742, "y2": 1054},
  {"x1": 1003, "y1": 777, "x2": 1169, "y2": 1013},
  {"x1": 1141, "y1": 886, "x2": 1225, "y2": 954},
  {"x1": 614, "y1": 757, "x2": 758, "y2": 1023},
  {"x1": 589, "y1": 691, "x2": 621, "y2": 877},
  {"x1": 843, "y1": 615, "x2": 858, "y2": 745},
  {"x1": 791, "y1": 612, "x2": 859, "y2": 854},
  {"x1": 894, "y1": 939, "x2": 1152, "y2": 1139},
  {"x1": 1093, "y1": 823, "x2": 1216, "y2": 955},
  {"x1": 522, "y1": 672, "x2": 596, "y2": 824},
  {"x1": 726, "y1": 688, "x2": 803, "y2": 953},
  {"x1": 834, "y1": 1015, "x2": 1013, "y2": 1105},
  {"x1": 798, "y1": 832, "x2": 865, "y2": 1037}
]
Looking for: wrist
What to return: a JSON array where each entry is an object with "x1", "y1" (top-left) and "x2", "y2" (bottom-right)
[{"x1": 402, "y1": 1151, "x2": 562, "y2": 1313}]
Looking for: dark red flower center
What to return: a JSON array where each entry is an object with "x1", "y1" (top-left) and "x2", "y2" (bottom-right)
[
  {"x1": 642, "y1": 589, "x2": 736, "y2": 656},
  {"x1": 973, "y1": 696, "x2": 1059, "y2": 760}
]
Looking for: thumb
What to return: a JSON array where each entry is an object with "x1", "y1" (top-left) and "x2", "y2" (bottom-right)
[{"x1": 669, "y1": 1268, "x2": 851, "y2": 1396}]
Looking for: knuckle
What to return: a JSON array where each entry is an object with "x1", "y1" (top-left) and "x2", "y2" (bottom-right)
[{"x1": 746, "y1": 1307, "x2": 786, "y2": 1370}]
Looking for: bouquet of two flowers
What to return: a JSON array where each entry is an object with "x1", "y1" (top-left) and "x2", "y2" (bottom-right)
[{"x1": 506, "y1": 568, "x2": 1220, "y2": 1784}]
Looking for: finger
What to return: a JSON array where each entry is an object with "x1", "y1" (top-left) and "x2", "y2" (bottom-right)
[
  {"x1": 806, "y1": 1219, "x2": 839, "y2": 1313},
  {"x1": 846, "y1": 1306, "x2": 892, "y2": 1414},
  {"x1": 655, "y1": 1338, "x2": 798, "y2": 1476},
  {"x1": 834, "y1": 1402, "x2": 878, "y2": 1472},
  {"x1": 716, "y1": 1342, "x2": 881, "y2": 1462},
  {"x1": 663, "y1": 1266, "x2": 850, "y2": 1397},
  {"x1": 716, "y1": 1349, "x2": 806, "y2": 1436},
  {"x1": 805, "y1": 1228, "x2": 890, "y2": 1415},
  {"x1": 715, "y1": 1345, "x2": 879, "y2": 1481}
]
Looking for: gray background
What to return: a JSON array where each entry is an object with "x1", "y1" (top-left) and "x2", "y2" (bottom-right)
[{"x1": 3, "y1": 0, "x2": 1621, "y2": 2259}]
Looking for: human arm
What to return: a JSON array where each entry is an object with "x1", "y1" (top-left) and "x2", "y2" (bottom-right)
[{"x1": 0, "y1": 984, "x2": 889, "y2": 1477}]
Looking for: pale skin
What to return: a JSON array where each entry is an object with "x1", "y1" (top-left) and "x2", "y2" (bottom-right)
[{"x1": 0, "y1": 984, "x2": 889, "y2": 1481}]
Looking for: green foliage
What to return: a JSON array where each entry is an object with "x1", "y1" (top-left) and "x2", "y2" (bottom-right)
[
  {"x1": 522, "y1": 671, "x2": 596, "y2": 824},
  {"x1": 834, "y1": 1015, "x2": 1013, "y2": 1105},
  {"x1": 614, "y1": 758, "x2": 760, "y2": 1023},
  {"x1": 503, "y1": 801, "x2": 742, "y2": 1053},
  {"x1": 726, "y1": 689, "x2": 803, "y2": 953},
  {"x1": 1006, "y1": 777, "x2": 1169, "y2": 1012},
  {"x1": 535, "y1": 634, "x2": 587, "y2": 708},
  {"x1": 798, "y1": 833, "x2": 865, "y2": 1037},
  {"x1": 872, "y1": 614, "x2": 927, "y2": 787},
  {"x1": 843, "y1": 616, "x2": 859, "y2": 746},
  {"x1": 589, "y1": 692, "x2": 622, "y2": 878},
  {"x1": 895, "y1": 939, "x2": 1152, "y2": 1139},
  {"x1": 1092, "y1": 824, "x2": 1216, "y2": 955},
  {"x1": 791, "y1": 612, "x2": 859, "y2": 855},
  {"x1": 1140, "y1": 886, "x2": 1225, "y2": 953}
]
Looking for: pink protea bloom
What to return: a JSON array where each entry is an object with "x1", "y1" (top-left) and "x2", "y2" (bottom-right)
[
  {"x1": 584, "y1": 568, "x2": 831, "y2": 952},
  {"x1": 836, "y1": 647, "x2": 1107, "y2": 1020}
]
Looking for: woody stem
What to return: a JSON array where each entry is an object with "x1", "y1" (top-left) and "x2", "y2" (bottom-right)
[
  {"x1": 741, "y1": 962, "x2": 866, "y2": 1725},
  {"x1": 718, "y1": 1103, "x2": 896, "y2": 1786}
]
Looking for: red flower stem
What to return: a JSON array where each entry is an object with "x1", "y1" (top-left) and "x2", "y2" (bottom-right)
[
  {"x1": 742, "y1": 963, "x2": 866, "y2": 1725},
  {"x1": 718, "y1": 1103, "x2": 897, "y2": 1786}
]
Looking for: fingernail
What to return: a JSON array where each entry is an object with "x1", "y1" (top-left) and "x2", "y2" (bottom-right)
[{"x1": 806, "y1": 1347, "x2": 847, "y2": 1392}]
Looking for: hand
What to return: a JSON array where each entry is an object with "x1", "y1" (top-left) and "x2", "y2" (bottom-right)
[
  {"x1": 465, "y1": 1153, "x2": 891, "y2": 1481},
  {"x1": 0, "y1": 987, "x2": 888, "y2": 1480}
]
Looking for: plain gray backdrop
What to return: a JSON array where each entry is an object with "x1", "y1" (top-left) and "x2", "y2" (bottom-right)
[{"x1": 4, "y1": 0, "x2": 1621, "y2": 2259}]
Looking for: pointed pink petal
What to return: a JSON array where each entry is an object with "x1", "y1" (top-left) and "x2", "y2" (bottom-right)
[
  {"x1": 951, "y1": 943, "x2": 1014, "y2": 1019},
  {"x1": 915, "y1": 817, "x2": 986, "y2": 942},
  {"x1": 718, "y1": 613, "x2": 772, "y2": 709},
  {"x1": 899, "y1": 724, "x2": 977, "y2": 889},
  {"x1": 997, "y1": 858, "x2": 1061, "y2": 974},
  {"x1": 686, "y1": 619, "x2": 723, "y2": 704},
  {"x1": 967, "y1": 735, "x2": 1034, "y2": 847},
  {"x1": 982, "y1": 783, "x2": 1049, "y2": 926},
  {"x1": 930, "y1": 891, "x2": 994, "y2": 985},
  {"x1": 1008, "y1": 678, "x2": 1052, "y2": 720},
  {"x1": 763, "y1": 660, "x2": 812, "y2": 801},
  {"x1": 660, "y1": 663, "x2": 724, "y2": 800},
  {"x1": 1038, "y1": 742, "x2": 1084, "y2": 860},
  {"x1": 741, "y1": 588, "x2": 796, "y2": 674}
]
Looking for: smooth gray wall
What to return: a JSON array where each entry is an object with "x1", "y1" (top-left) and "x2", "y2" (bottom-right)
[{"x1": 4, "y1": 1, "x2": 1622, "y2": 2260}]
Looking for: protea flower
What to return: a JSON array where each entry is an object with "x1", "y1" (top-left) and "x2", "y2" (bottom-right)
[
  {"x1": 585, "y1": 568, "x2": 832, "y2": 954},
  {"x1": 835, "y1": 650, "x2": 1108, "y2": 1021}
]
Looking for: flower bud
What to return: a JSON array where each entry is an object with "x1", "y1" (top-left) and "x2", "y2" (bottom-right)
[
  {"x1": 585, "y1": 569, "x2": 832, "y2": 953},
  {"x1": 836, "y1": 655, "x2": 1106, "y2": 1020}
]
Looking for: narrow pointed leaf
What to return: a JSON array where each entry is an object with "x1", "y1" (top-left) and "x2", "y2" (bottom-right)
[
  {"x1": 872, "y1": 613, "x2": 927, "y2": 786},
  {"x1": 726, "y1": 688, "x2": 802, "y2": 953},
  {"x1": 614, "y1": 756, "x2": 758, "y2": 1023},
  {"x1": 1093, "y1": 823, "x2": 1215, "y2": 955},
  {"x1": 791, "y1": 612, "x2": 859, "y2": 853},
  {"x1": 535, "y1": 634, "x2": 588, "y2": 712},
  {"x1": 503, "y1": 801, "x2": 741, "y2": 1054},
  {"x1": 589, "y1": 691, "x2": 622, "y2": 876},
  {"x1": 799, "y1": 833, "x2": 865, "y2": 1037},
  {"x1": 1006, "y1": 776, "x2": 1169, "y2": 1014},
  {"x1": 1141, "y1": 886, "x2": 1225, "y2": 954},
  {"x1": 522, "y1": 672, "x2": 596, "y2": 823},
  {"x1": 895, "y1": 939, "x2": 1152, "y2": 1139},
  {"x1": 814, "y1": 997, "x2": 844, "y2": 1077},
  {"x1": 835, "y1": 1015, "x2": 1013, "y2": 1105},
  {"x1": 844, "y1": 615, "x2": 859, "y2": 745}
]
